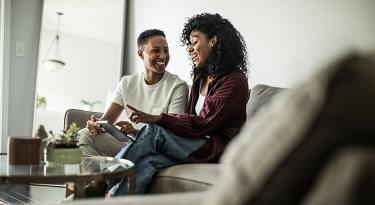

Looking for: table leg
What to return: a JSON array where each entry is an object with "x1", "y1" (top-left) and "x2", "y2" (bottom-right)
[
  {"x1": 74, "y1": 182, "x2": 86, "y2": 199},
  {"x1": 66, "y1": 182, "x2": 74, "y2": 197},
  {"x1": 128, "y1": 173, "x2": 136, "y2": 195}
]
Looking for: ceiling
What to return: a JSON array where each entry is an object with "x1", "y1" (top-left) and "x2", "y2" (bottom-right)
[{"x1": 42, "y1": 0, "x2": 124, "y2": 44}]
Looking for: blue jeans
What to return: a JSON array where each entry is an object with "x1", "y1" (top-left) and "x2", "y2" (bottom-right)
[{"x1": 109, "y1": 124, "x2": 206, "y2": 195}]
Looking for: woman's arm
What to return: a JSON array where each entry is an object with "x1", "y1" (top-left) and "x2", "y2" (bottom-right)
[
  {"x1": 159, "y1": 73, "x2": 248, "y2": 138},
  {"x1": 126, "y1": 104, "x2": 161, "y2": 124}
]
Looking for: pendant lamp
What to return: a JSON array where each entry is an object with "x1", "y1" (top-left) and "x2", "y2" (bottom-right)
[{"x1": 44, "y1": 12, "x2": 66, "y2": 71}]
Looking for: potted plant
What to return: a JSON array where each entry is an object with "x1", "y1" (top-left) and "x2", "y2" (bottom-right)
[
  {"x1": 45, "y1": 122, "x2": 83, "y2": 164},
  {"x1": 36, "y1": 95, "x2": 47, "y2": 109},
  {"x1": 80, "y1": 99, "x2": 101, "y2": 111}
]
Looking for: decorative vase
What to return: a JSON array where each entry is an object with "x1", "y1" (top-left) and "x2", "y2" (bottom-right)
[{"x1": 45, "y1": 147, "x2": 82, "y2": 164}]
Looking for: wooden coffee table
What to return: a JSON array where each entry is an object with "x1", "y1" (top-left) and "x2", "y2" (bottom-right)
[{"x1": 0, "y1": 154, "x2": 135, "y2": 201}]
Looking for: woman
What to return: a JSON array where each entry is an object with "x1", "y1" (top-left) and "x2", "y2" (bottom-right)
[{"x1": 109, "y1": 13, "x2": 249, "y2": 196}]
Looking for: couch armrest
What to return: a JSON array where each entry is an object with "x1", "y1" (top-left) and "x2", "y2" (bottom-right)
[
  {"x1": 303, "y1": 147, "x2": 375, "y2": 205},
  {"x1": 64, "y1": 109, "x2": 103, "y2": 129}
]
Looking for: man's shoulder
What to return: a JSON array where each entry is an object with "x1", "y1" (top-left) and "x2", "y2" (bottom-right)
[
  {"x1": 120, "y1": 72, "x2": 142, "y2": 85},
  {"x1": 163, "y1": 71, "x2": 188, "y2": 87}
]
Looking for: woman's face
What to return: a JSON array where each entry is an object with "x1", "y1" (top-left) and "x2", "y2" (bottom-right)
[
  {"x1": 138, "y1": 36, "x2": 170, "y2": 74},
  {"x1": 188, "y1": 30, "x2": 216, "y2": 68}
]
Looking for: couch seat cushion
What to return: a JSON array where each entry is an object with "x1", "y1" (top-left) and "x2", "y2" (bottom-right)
[{"x1": 148, "y1": 163, "x2": 221, "y2": 193}]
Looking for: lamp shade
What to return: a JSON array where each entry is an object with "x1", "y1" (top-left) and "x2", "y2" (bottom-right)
[
  {"x1": 44, "y1": 12, "x2": 65, "y2": 71},
  {"x1": 44, "y1": 59, "x2": 66, "y2": 71}
]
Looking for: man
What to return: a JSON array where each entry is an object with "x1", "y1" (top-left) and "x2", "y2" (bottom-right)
[{"x1": 79, "y1": 29, "x2": 189, "y2": 156}]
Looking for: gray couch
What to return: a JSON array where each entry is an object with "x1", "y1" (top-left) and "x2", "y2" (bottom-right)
[
  {"x1": 66, "y1": 53, "x2": 375, "y2": 205},
  {"x1": 64, "y1": 84, "x2": 285, "y2": 194}
]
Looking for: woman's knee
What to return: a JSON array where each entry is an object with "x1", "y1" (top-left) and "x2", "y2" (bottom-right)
[
  {"x1": 144, "y1": 124, "x2": 162, "y2": 132},
  {"x1": 137, "y1": 124, "x2": 161, "y2": 139}
]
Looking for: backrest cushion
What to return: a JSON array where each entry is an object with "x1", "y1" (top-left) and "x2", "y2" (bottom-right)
[
  {"x1": 203, "y1": 53, "x2": 375, "y2": 205},
  {"x1": 246, "y1": 84, "x2": 286, "y2": 121}
]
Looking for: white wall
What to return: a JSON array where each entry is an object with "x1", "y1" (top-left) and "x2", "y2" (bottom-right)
[
  {"x1": 127, "y1": 0, "x2": 375, "y2": 88},
  {"x1": 36, "y1": 29, "x2": 121, "y2": 113}
]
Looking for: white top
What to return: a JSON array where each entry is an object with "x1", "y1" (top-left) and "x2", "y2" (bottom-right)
[
  {"x1": 195, "y1": 93, "x2": 206, "y2": 115},
  {"x1": 111, "y1": 71, "x2": 189, "y2": 129},
  {"x1": 195, "y1": 91, "x2": 209, "y2": 139},
  {"x1": 195, "y1": 80, "x2": 206, "y2": 115}
]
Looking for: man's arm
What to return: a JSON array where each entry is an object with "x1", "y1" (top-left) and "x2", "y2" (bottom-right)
[
  {"x1": 167, "y1": 82, "x2": 189, "y2": 114},
  {"x1": 86, "y1": 103, "x2": 124, "y2": 135},
  {"x1": 100, "y1": 103, "x2": 124, "y2": 123}
]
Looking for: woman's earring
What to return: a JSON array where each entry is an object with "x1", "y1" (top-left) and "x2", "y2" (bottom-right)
[{"x1": 211, "y1": 39, "x2": 216, "y2": 47}]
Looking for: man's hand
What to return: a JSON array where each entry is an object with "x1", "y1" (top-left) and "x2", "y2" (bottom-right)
[
  {"x1": 86, "y1": 115, "x2": 104, "y2": 135},
  {"x1": 114, "y1": 121, "x2": 138, "y2": 136},
  {"x1": 127, "y1": 104, "x2": 161, "y2": 124}
]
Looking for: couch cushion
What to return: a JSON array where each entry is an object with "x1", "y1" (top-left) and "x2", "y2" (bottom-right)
[
  {"x1": 203, "y1": 53, "x2": 375, "y2": 205},
  {"x1": 69, "y1": 192, "x2": 205, "y2": 205},
  {"x1": 148, "y1": 164, "x2": 221, "y2": 193},
  {"x1": 303, "y1": 147, "x2": 375, "y2": 205},
  {"x1": 246, "y1": 84, "x2": 286, "y2": 121}
]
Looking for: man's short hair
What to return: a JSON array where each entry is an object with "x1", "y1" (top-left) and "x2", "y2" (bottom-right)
[{"x1": 137, "y1": 29, "x2": 166, "y2": 49}]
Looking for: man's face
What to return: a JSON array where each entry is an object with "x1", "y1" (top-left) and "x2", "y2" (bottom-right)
[{"x1": 138, "y1": 36, "x2": 170, "y2": 74}]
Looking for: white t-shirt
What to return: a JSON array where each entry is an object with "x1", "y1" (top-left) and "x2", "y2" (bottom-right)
[{"x1": 111, "y1": 71, "x2": 189, "y2": 129}]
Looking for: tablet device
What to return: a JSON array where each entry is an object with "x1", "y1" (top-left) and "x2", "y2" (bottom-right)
[{"x1": 96, "y1": 120, "x2": 136, "y2": 142}]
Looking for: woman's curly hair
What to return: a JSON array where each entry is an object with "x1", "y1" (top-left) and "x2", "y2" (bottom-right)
[{"x1": 181, "y1": 13, "x2": 248, "y2": 78}]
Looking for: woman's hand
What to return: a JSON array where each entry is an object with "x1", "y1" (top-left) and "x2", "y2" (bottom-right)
[
  {"x1": 114, "y1": 121, "x2": 138, "y2": 136},
  {"x1": 127, "y1": 104, "x2": 161, "y2": 124},
  {"x1": 86, "y1": 115, "x2": 104, "y2": 135}
]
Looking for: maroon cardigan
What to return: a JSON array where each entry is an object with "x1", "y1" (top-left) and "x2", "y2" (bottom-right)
[{"x1": 158, "y1": 70, "x2": 249, "y2": 162}]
